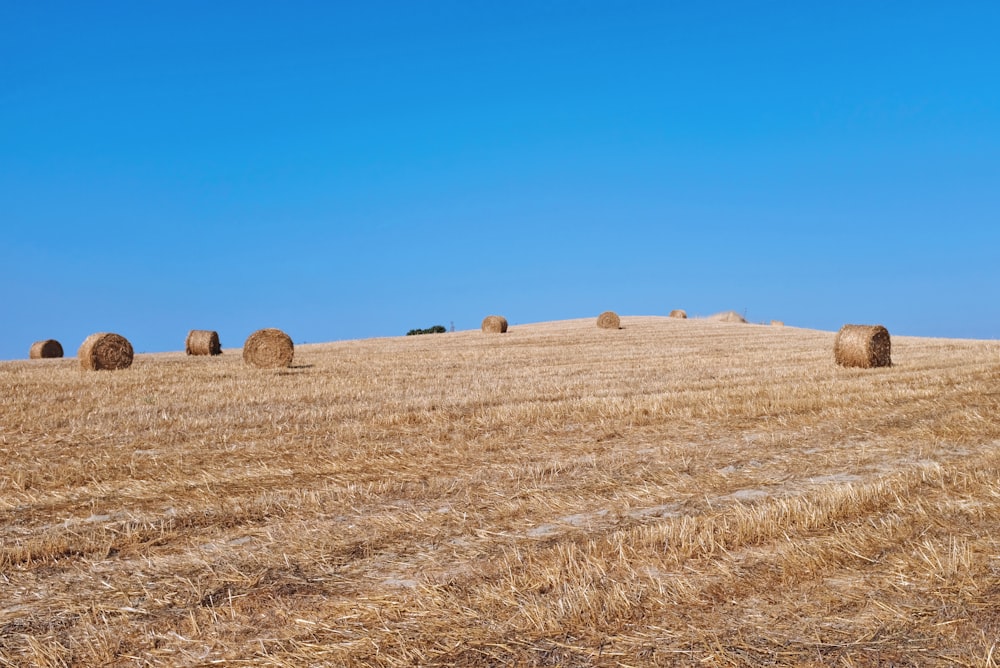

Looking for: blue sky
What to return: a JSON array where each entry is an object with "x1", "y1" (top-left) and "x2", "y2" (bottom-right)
[{"x1": 2, "y1": 2, "x2": 998, "y2": 359}]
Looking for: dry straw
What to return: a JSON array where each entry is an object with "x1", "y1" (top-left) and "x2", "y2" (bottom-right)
[
  {"x1": 243, "y1": 328, "x2": 294, "y2": 368},
  {"x1": 834, "y1": 324, "x2": 891, "y2": 368},
  {"x1": 596, "y1": 311, "x2": 621, "y2": 329},
  {"x1": 29, "y1": 339, "x2": 63, "y2": 359},
  {"x1": 709, "y1": 311, "x2": 747, "y2": 323},
  {"x1": 481, "y1": 315, "x2": 508, "y2": 334},
  {"x1": 669, "y1": 309, "x2": 688, "y2": 319},
  {"x1": 78, "y1": 333, "x2": 134, "y2": 371},
  {"x1": 771, "y1": 320, "x2": 785, "y2": 327},
  {"x1": 185, "y1": 330, "x2": 222, "y2": 356}
]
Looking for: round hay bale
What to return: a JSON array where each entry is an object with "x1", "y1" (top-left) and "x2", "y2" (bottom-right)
[
  {"x1": 78, "y1": 333, "x2": 134, "y2": 371},
  {"x1": 669, "y1": 309, "x2": 687, "y2": 319},
  {"x1": 708, "y1": 310, "x2": 747, "y2": 323},
  {"x1": 771, "y1": 320, "x2": 785, "y2": 327},
  {"x1": 243, "y1": 328, "x2": 294, "y2": 368},
  {"x1": 596, "y1": 311, "x2": 621, "y2": 329},
  {"x1": 481, "y1": 315, "x2": 508, "y2": 334},
  {"x1": 834, "y1": 324, "x2": 891, "y2": 369},
  {"x1": 29, "y1": 339, "x2": 63, "y2": 359},
  {"x1": 185, "y1": 329, "x2": 222, "y2": 356}
]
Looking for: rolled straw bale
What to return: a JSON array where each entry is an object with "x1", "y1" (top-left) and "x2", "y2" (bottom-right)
[
  {"x1": 669, "y1": 309, "x2": 687, "y2": 319},
  {"x1": 834, "y1": 324, "x2": 891, "y2": 368},
  {"x1": 243, "y1": 328, "x2": 294, "y2": 368},
  {"x1": 186, "y1": 329, "x2": 222, "y2": 356},
  {"x1": 29, "y1": 339, "x2": 63, "y2": 359},
  {"x1": 771, "y1": 320, "x2": 784, "y2": 327},
  {"x1": 596, "y1": 311, "x2": 621, "y2": 329},
  {"x1": 481, "y1": 315, "x2": 508, "y2": 334},
  {"x1": 708, "y1": 310, "x2": 747, "y2": 323},
  {"x1": 78, "y1": 333, "x2": 134, "y2": 371}
]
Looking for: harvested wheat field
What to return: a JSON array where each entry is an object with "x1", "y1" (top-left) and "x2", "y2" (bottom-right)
[{"x1": 2, "y1": 316, "x2": 999, "y2": 666}]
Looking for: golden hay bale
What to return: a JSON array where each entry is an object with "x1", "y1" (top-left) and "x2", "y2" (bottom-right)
[
  {"x1": 834, "y1": 324, "x2": 891, "y2": 368},
  {"x1": 708, "y1": 310, "x2": 747, "y2": 323},
  {"x1": 669, "y1": 309, "x2": 687, "y2": 319},
  {"x1": 78, "y1": 333, "x2": 134, "y2": 371},
  {"x1": 771, "y1": 320, "x2": 785, "y2": 327},
  {"x1": 185, "y1": 329, "x2": 222, "y2": 356},
  {"x1": 243, "y1": 328, "x2": 294, "y2": 368},
  {"x1": 29, "y1": 339, "x2": 63, "y2": 359},
  {"x1": 596, "y1": 311, "x2": 621, "y2": 329},
  {"x1": 481, "y1": 315, "x2": 508, "y2": 334}
]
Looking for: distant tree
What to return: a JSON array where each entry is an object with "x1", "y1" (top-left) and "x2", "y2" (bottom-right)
[{"x1": 406, "y1": 325, "x2": 447, "y2": 336}]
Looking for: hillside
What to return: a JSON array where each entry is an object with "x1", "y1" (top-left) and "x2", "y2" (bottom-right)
[{"x1": 2, "y1": 316, "x2": 999, "y2": 666}]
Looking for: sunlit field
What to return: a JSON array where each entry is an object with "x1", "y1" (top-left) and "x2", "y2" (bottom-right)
[{"x1": 2, "y1": 316, "x2": 998, "y2": 666}]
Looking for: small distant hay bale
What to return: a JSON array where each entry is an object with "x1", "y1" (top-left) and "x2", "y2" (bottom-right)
[
  {"x1": 834, "y1": 324, "x2": 891, "y2": 369},
  {"x1": 78, "y1": 333, "x2": 134, "y2": 371},
  {"x1": 481, "y1": 315, "x2": 508, "y2": 334},
  {"x1": 708, "y1": 310, "x2": 747, "y2": 323},
  {"x1": 29, "y1": 339, "x2": 63, "y2": 359},
  {"x1": 185, "y1": 330, "x2": 222, "y2": 356},
  {"x1": 596, "y1": 311, "x2": 621, "y2": 329},
  {"x1": 669, "y1": 309, "x2": 687, "y2": 319},
  {"x1": 243, "y1": 328, "x2": 294, "y2": 368},
  {"x1": 771, "y1": 320, "x2": 784, "y2": 327}
]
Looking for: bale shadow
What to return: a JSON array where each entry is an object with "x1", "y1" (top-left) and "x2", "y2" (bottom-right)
[{"x1": 278, "y1": 364, "x2": 315, "y2": 373}]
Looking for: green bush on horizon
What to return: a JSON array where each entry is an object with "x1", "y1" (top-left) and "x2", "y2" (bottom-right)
[{"x1": 406, "y1": 325, "x2": 447, "y2": 336}]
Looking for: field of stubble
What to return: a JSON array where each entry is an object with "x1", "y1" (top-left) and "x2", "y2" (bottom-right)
[{"x1": 2, "y1": 316, "x2": 999, "y2": 666}]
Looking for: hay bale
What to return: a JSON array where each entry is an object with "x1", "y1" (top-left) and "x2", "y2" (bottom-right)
[
  {"x1": 481, "y1": 315, "x2": 508, "y2": 334},
  {"x1": 596, "y1": 311, "x2": 621, "y2": 329},
  {"x1": 185, "y1": 329, "x2": 222, "y2": 356},
  {"x1": 708, "y1": 310, "x2": 747, "y2": 323},
  {"x1": 771, "y1": 320, "x2": 784, "y2": 327},
  {"x1": 243, "y1": 328, "x2": 294, "y2": 368},
  {"x1": 834, "y1": 324, "x2": 891, "y2": 368},
  {"x1": 29, "y1": 339, "x2": 63, "y2": 359},
  {"x1": 78, "y1": 333, "x2": 134, "y2": 371},
  {"x1": 669, "y1": 309, "x2": 687, "y2": 319}
]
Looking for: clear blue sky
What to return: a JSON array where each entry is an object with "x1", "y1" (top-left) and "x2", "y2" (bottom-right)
[{"x1": 3, "y1": 2, "x2": 998, "y2": 359}]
